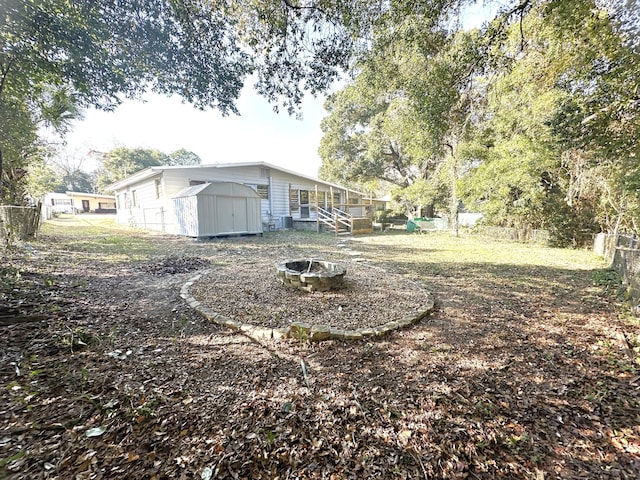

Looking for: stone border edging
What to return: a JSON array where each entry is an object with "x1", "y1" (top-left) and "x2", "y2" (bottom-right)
[{"x1": 180, "y1": 269, "x2": 435, "y2": 342}]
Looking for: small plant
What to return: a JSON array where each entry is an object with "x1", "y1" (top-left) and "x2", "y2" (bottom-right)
[
  {"x1": 591, "y1": 268, "x2": 623, "y2": 295},
  {"x1": 262, "y1": 429, "x2": 277, "y2": 447},
  {"x1": 585, "y1": 380, "x2": 609, "y2": 402},
  {"x1": 60, "y1": 326, "x2": 97, "y2": 352},
  {"x1": 133, "y1": 397, "x2": 161, "y2": 423},
  {"x1": 505, "y1": 432, "x2": 529, "y2": 453},
  {"x1": 474, "y1": 400, "x2": 495, "y2": 419},
  {"x1": 290, "y1": 324, "x2": 310, "y2": 346}
]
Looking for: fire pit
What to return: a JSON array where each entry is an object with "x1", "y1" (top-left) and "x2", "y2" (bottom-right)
[{"x1": 276, "y1": 259, "x2": 346, "y2": 292}]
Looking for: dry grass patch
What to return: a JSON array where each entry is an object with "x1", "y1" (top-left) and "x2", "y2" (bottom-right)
[{"x1": 1, "y1": 221, "x2": 638, "y2": 479}]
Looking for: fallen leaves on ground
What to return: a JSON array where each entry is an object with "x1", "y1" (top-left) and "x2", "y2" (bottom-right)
[{"x1": 1, "y1": 228, "x2": 639, "y2": 479}]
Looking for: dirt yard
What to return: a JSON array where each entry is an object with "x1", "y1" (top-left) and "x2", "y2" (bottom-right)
[{"x1": 1, "y1": 216, "x2": 639, "y2": 479}]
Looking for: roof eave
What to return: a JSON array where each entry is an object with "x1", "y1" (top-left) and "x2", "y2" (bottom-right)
[{"x1": 105, "y1": 167, "x2": 162, "y2": 192}]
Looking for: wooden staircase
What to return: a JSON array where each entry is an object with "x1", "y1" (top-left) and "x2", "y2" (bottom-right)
[{"x1": 317, "y1": 207, "x2": 352, "y2": 235}]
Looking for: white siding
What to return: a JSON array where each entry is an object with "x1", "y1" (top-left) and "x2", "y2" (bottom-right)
[
  {"x1": 114, "y1": 174, "x2": 168, "y2": 232},
  {"x1": 269, "y1": 170, "x2": 348, "y2": 225},
  {"x1": 112, "y1": 165, "x2": 357, "y2": 234}
]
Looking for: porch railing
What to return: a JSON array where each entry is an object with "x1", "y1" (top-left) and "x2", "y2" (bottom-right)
[{"x1": 317, "y1": 207, "x2": 353, "y2": 235}]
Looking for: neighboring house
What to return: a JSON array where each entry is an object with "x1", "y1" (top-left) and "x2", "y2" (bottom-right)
[
  {"x1": 43, "y1": 191, "x2": 117, "y2": 219},
  {"x1": 67, "y1": 192, "x2": 117, "y2": 213},
  {"x1": 44, "y1": 193, "x2": 75, "y2": 215},
  {"x1": 106, "y1": 162, "x2": 382, "y2": 237}
]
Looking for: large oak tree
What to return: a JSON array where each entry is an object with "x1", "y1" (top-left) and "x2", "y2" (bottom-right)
[{"x1": 0, "y1": 0, "x2": 382, "y2": 202}]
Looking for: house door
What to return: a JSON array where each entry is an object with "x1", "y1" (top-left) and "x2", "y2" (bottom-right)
[
  {"x1": 82, "y1": 200, "x2": 90, "y2": 212},
  {"x1": 299, "y1": 190, "x2": 310, "y2": 218}
]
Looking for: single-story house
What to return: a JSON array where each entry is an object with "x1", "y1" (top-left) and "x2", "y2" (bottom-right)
[
  {"x1": 106, "y1": 162, "x2": 384, "y2": 237},
  {"x1": 43, "y1": 191, "x2": 117, "y2": 218},
  {"x1": 67, "y1": 191, "x2": 117, "y2": 213}
]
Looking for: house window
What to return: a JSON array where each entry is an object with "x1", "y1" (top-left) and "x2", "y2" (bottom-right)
[
  {"x1": 131, "y1": 190, "x2": 138, "y2": 207},
  {"x1": 248, "y1": 184, "x2": 269, "y2": 200},
  {"x1": 318, "y1": 191, "x2": 326, "y2": 207},
  {"x1": 155, "y1": 179, "x2": 163, "y2": 199},
  {"x1": 290, "y1": 189, "x2": 299, "y2": 212},
  {"x1": 257, "y1": 185, "x2": 269, "y2": 200}
]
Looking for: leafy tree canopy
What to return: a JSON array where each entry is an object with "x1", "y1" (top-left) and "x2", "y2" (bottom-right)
[
  {"x1": 318, "y1": 0, "x2": 640, "y2": 242},
  {"x1": 319, "y1": 24, "x2": 481, "y2": 216},
  {"x1": 0, "y1": 0, "x2": 386, "y2": 202},
  {"x1": 94, "y1": 148, "x2": 166, "y2": 193},
  {"x1": 165, "y1": 149, "x2": 202, "y2": 167},
  {"x1": 455, "y1": 0, "x2": 640, "y2": 243},
  {"x1": 92, "y1": 147, "x2": 203, "y2": 193}
]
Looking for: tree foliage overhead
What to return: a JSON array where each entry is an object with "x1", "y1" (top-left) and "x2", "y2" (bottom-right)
[
  {"x1": 318, "y1": 0, "x2": 640, "y2": 243},
  {"x1": 1, "y1": 0, "x2": 252, "y2": 113},
  {"x1": 0, "y1": 0, "x2": 387, "y2": 202},
  {"x1": 458, "y1": 0, "x2": 640, "y2": 242},
  {"x1": 318, "y1": 13, "x2": 483, "y2": 216}
]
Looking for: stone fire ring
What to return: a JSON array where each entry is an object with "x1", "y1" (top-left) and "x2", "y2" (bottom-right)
[
  {"x1": 180, "y1": 270, "x2": 436, "y2": 343},
  {"x1": 276, "y1": 259, "x2": 346, "y2": 293}
]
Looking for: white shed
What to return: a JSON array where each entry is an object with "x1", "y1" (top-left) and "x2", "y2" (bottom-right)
[{"x1": 172, "y1": 182, "x2": 262, "y2": 238}]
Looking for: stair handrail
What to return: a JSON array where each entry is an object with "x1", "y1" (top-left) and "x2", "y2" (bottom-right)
[
  {"x1": 333, "y1": 208, "x2": 352, "y2": 230},
  {"x1": 317, "y1": 206, "x2": 335, "y2": 228}
]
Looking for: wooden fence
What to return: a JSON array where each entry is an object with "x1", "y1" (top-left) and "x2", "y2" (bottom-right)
[
  {"x1": 0, "y1": 205, "x2": 41, "y2": 246},
  {"x1": 594, "y1": 233, "x2": 640, "y2": 306}
]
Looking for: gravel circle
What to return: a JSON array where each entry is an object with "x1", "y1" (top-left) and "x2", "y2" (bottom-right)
[{"x1": 191, "y1": 259, "x2": 431, "y2": 331}]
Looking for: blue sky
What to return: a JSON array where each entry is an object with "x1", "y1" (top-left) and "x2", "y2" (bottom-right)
[{"x1": 56, "y1": 3, "x2": 499, "y2": 178}]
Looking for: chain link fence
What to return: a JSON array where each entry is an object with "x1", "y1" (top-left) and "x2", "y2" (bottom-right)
[{"x1": 472, "y1": 226, "x2": 550, "y2": 244}]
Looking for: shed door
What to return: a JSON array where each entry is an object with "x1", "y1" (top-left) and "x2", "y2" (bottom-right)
[
  {"x1": 216, "y1": 197, "x2": 248, "y2": 233},
  {"x1": 216, "y1": 197, "x2": 235, "y2": 233},
  {"x1": 232, "y1": 198, "x2": 247, "y2": 231}
]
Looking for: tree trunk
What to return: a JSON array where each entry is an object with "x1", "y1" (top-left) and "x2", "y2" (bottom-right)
[
  {"x1": 450, "y1": 157, "x2": 459, "y2": 237},
  {"x1": 0, "y1": 147, "x2": 3, "y2": 202},
  {"x1": 423, "y1": 204, "x2": 435, "y2": 218}
]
